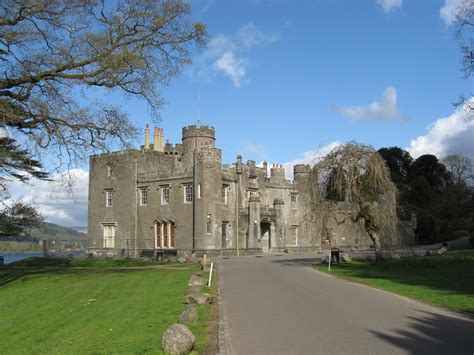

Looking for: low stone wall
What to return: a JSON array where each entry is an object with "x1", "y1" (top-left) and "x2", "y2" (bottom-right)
[{"x1": 272, "y1": 246, "x2": 321, "y2": 254}]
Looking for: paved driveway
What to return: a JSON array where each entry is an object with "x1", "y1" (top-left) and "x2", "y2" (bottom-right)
[{"x1": 218, "y1": 253, "x2": 474, "y2": 354}]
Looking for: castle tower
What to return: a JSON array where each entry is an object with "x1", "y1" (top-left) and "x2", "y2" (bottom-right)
[
  {"x1": 182, "y1": 125, "x2": 215, "y2": 152},
  {"x1": 270, "y1": 164, "x2": 285, "y2": 182}
]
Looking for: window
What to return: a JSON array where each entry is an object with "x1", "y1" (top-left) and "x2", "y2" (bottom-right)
[
  {"x1": 197, "y1": 183, "x2": 201, "y2": 199},
  {"x1": 106, "y1": 165, "x2": 113, "y2": 177},
  {"x1": 184, "y1": 185, "x2": 193, "y2": 203},
  {"x1": 161, "y1": 186, "x2": 170, "y2": 205},
  {"x1": 155, "y1": 221, "x2": 175, "y2": 248},
  {"x1": 291, "y1": 225, "x2": 298, "y2": 246},
  {"x1": 222, "y1": 185, "x2": 228, "y2": 204},
  {"x1": 207, "y1": 220, "x2": 212, "y2": 235},
  {"x1": 291, "y1": 194, "x2": 298, "y2": 210},
  {"x1": 140, "y1": 188, "x2": 148, "y2": 206},
  {"x1": 103, "y1": 225, "x2": 115, "y2": 248},
  {"x1": 106, "y1": 190, "x2": 113, "y2": 207}
]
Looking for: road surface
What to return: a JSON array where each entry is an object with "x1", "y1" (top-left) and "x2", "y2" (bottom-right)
[{"x1": 218, "y1": 253, "x2": 474, "y2": 354}]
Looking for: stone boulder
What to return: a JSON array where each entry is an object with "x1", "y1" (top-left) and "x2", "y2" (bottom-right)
[
  {"x1": 177, "y1": 257, "x2": 186, "y2": 263},
  {"x1": 188, "y1": 275, "x2": 207, "y2": 287},
  {"x1": 162, "y1": 323, "x2": 195, "y2": 354},
  {"x1": 178, "y1": 305, "x2": 198, "y2": 325},
  {"x1": 342, "y1": 254, "x2": 352, "y2": 263},
  {"x1": 184, "y1": 293, "x2": 213, "y2": 305}
]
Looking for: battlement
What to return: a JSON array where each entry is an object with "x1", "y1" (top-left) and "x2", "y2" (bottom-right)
[
  {"x1": 294, "y1": 164, "x2": 311, "y2": 174},
  {"x1": 182, "y1": 125, "x2": 215, "y2": 140}
]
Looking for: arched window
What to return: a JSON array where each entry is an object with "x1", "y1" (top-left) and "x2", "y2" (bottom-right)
[
  {"x1": 163, "y1": 222, "x2": 168, "y2": 247},
  {"x1": 169, "y1": 222, "x2": 175, "y2": 248},
  {"x1": 155, "y1": 222, "x2": 161, "y2": 248}
]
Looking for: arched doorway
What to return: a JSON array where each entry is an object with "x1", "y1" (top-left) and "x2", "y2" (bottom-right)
[{"x1": 260, "y1": 218, "x2": 275, "y2": 252}]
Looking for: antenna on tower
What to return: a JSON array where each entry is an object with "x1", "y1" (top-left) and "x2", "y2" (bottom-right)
[{"x1": 196, "y1": 86, "x2": 201, "y2": 127}]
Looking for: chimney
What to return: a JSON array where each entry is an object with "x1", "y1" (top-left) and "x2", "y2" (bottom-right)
[
  {"x1": 144, "y1": 125, "x2": 150, "y2": 150},
  {"x1": 153, "y1": 127, "x2": 158, "y2": 151},
  {"x1": 153, "y1": 127, "x2": 164, "y2": 152}
]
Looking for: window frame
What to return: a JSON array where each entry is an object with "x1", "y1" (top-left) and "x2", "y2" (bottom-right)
[
  {"x1": 103, "y1": 224, "x2": 116, "y2": 248},
  {"x1": 161, "y1": 186, "x2": 170, "y2": 205},
  {"x1": 184, "y1": 184, "x2": 193, "y2": 203},
  {"x1": 139, "y1": 187, "x2": 148, "y2": 206},
  {"x1": 290, "y1": 225, "x2": 298, "y2": 246},
  {"x1": 105, "y1": 190, "x2": 113, "y2": 208},
  {"x1": 222, "y1": 185, "x2": 228, "y2": 204},
  {"x1": 291, "y1": 194, "x2": 298, "y2": 210}
]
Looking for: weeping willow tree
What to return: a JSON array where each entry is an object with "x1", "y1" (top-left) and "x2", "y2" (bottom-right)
[{"x1": 312, "y1": 142, "x2": 396, "y2": 260}]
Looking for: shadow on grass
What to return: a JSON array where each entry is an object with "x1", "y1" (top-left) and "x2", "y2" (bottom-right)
[{"x1": 369, "y1": 310, "x2": 474, "y2": 354}]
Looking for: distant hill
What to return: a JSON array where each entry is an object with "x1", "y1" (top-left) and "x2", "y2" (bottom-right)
[{"x1": 28, "y1": 222, "x2": 88, "y2": 241}]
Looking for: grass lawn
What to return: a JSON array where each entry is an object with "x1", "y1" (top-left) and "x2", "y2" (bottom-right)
[
  {"x1": 315, "y1": 248, "x2": 474, "y2": 314},
  {"x1": 0, "y1": 258, "x2": 215, "y2": 354}
]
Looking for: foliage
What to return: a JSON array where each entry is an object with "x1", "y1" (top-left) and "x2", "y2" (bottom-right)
[
  {"x1": 0, "y1": 262, "x2": 212, "y2": 353},
  {"x1": 379, "y1": 149, "x2": 474, "y2": 244},
  {"x1": 313, "y1": 142, "x2": 396, "y2": 258},
  {"x1": 0, "y1": 201, "x2": 43, "y2": 237},
  {"x1": 316, "y1": 248, "x2": 474, "y2": 313},
  {"x1": 378, "y1": 147, "x2": 413, "y2": 186},
  {"x1": 470, "y1": 236, "x2": 474, "y2": 248},
  {"x1": 0, "y1": 0, "x2": 206, "y2": 180},
  {"x1": 315, "y1": 142, "x2": 395, "y2": 204},
  {"x1": 409, "y1": 154, "x2": 452, "y2": 193}
]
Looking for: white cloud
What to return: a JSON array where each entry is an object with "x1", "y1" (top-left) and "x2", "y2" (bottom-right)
[
  {"x1": 8, "y1": 168, "x2": 89, "y2": 227},
  {"x1": 377, "y1": 0, "x2": 403, "y2": 13},
  {"x1": 338, "y1": 86, "x2": 410, "y2": 121},
  {"x1": 237, "y1": 22, "x2": 280, "y2": 49},
  {"x1": 440, "y1": 0, "x2": 463, "y2": 26},
  {"x1": 213, "y1": 51, "x2": 249, "y2": 88},
  {"x1": 407, "y1": 98, "x2": 474, "y2": 160},
  {"x1": 241, "y1": 141, "x2": 267, "y2": 160},
  {"x1": 191, "y1": 22, "x2": 279, "y2": 87},
  {"x1": 282, "y1": 141, "x2": 342, "y2": 179}
]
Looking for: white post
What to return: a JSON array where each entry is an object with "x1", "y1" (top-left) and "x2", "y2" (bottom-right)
[
  {"x1": 208, "y1": 262, "x2": 214, "y2": 287},
  {"x1": 328, "y1": 251, "x2": 331, "y2": 272},
  {"x1": 203, "y1": 254, "x2": 207, "y2": 268}
]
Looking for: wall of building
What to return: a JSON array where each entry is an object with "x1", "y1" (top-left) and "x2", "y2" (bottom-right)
[{"x1": 87, "y1": 125, "x2": 414, "y2": 257}]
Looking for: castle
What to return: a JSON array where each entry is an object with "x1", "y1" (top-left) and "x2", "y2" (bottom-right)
[{"x1": 87, "y1": 125, "x2": 414, "y2": 257}]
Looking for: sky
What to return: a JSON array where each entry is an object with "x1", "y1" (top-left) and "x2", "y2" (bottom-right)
[{"x1": 11, "y1": 0, "x2": 474, "y2": 227}]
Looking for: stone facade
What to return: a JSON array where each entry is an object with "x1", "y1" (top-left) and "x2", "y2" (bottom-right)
[{"x1": 88, "y1": 125, "x2": 414, "y2": 257}]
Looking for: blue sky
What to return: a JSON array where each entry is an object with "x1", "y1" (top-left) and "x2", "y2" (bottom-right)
[
  {"x1": 118, "y1": 0, "x2": 471, "y2": 165},
  {"x1": 11, "y1": 0, "x2": 474, "y2": 227}
]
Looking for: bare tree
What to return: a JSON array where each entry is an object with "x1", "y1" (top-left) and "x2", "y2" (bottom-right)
[
  {"x1": 443, "y1": 154, "x2": 473, "y2": 185},
  {"x1": 312, "y1": 142, "x2": 396, "y2": 260},
  {"x1": 0, "y1": 0, "x2": 206, "y2": 182},
  {"x1": 452, "y1": 0, "x2": 473, "y2": 120}
]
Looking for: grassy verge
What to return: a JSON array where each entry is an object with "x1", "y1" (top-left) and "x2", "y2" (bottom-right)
[
  {"x1": 315, "y1": 248, "x2": 474, "y2": 314},
  {"x1": 0, "y1": 257, "x2": 213, "y2": 354}
]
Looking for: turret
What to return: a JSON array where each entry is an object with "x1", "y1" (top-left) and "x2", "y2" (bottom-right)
[
  {"x1": 293, "y1": 164, "x2": 311, "y2": 182},
  {"x1": 270, "y1": 164, "x2": 285, "y2": 181},
  {"x1": 182, "y1": 125, "x2": 215, "y2": 152}
]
